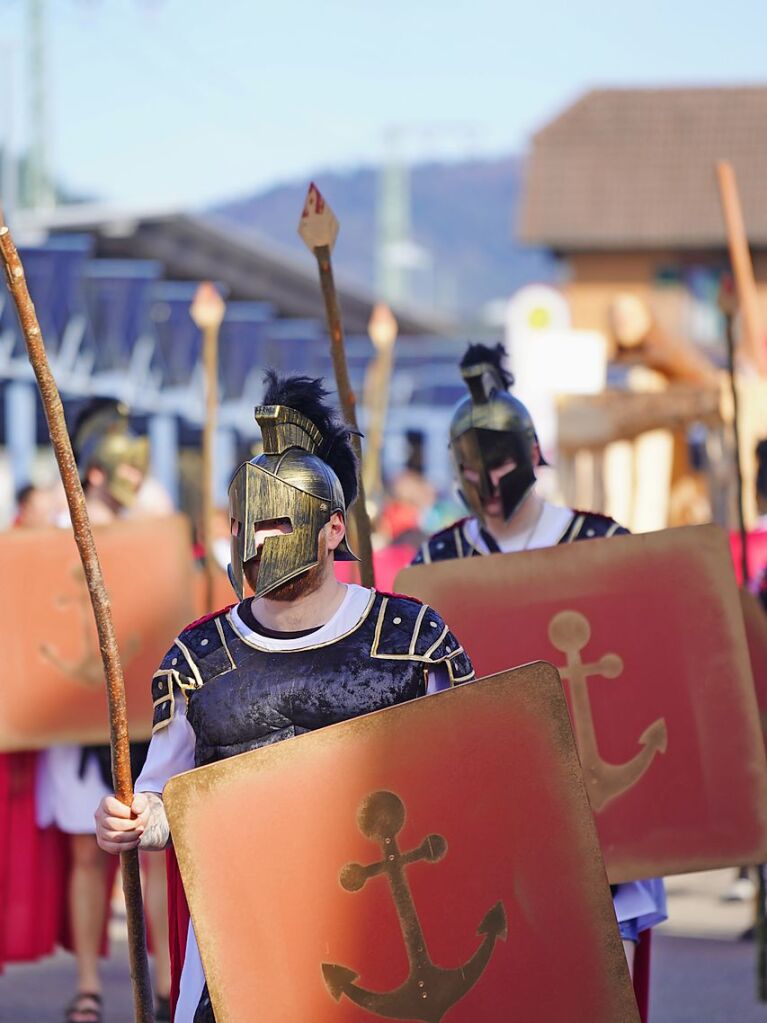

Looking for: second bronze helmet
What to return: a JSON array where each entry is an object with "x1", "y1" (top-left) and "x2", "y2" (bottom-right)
[{"x1": 449, "y1": 343, "x2": 543, "y2": 524}]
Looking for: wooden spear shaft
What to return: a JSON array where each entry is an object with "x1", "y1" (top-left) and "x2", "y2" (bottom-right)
[
  {"x1": 314, "y1": 243, "x2": 376, "y2": 588},
  {"x1": 363, "y1": 327, "x2": 397, "y2": 504},
  {"x1": 0, "y1": 223, "x2": 154, "y2": 1023},
  {"x1": 716, "y1": 161, "x2": 767, "y2": 376},
  {"x1": 202, "y1": 321, "x2": 219, "y2": 612}
]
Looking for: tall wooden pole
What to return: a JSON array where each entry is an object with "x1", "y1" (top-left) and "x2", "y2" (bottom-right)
[
  {"x1": 0, "y1": 219, "x2": 154, "y2": 1021},
  {"x1": 719, "y1": 274, "x2": 767, "y2": 1001},
  {"x1": 190, "y1": 283, "x2": 226, "y2": 613},
  {"x1": 363, "y1": 303, "x2": 398, "y2": 504},
  {"x1": 298, "y1": 183, "x2": 375, "y2": 587},
  {"x1": 716, "y1": 161, "x2": 767, "y2": 376}
]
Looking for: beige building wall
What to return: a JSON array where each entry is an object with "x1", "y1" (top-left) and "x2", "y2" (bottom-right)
[{"x1": 563, "y1": 248, "x2": 767, "y2": 343}]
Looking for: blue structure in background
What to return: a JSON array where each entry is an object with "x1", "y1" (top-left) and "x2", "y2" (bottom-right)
[{"x1": 0, "y1": 232, "x2": 463, "y2": 515}]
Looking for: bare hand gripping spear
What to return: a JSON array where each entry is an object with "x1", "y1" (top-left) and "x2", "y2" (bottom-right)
[{"x1": 0, "y1": 214, "x2": 155, "y2": 1023}]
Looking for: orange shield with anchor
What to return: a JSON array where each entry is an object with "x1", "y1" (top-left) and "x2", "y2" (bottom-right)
[
  {"x1": 0, "y1": 515, "x2": 196, "y2": 750},
  {"x1": 164, "y1": 664, "x2": 639, "y2": 1023},
  {"x1": 396, "y1": 524, "x2": 767, "y2": 882}
]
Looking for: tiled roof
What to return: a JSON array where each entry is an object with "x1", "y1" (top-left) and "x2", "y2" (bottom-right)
[{"x1": 519, "y1": 86, "x2": 767, "y2": 250}]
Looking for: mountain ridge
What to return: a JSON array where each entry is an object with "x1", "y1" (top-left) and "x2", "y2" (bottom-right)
[{"x1": 213, "y1": 154, "x2": 558, "y2": 321}]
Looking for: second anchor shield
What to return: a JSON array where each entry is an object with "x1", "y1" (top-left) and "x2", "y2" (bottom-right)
[
  {"x1": 396, "y1": 524, "x2": 767, "y2": 881},
  {"x1": 322, "y1": 790, "x2": 506, "y2": 1022}
]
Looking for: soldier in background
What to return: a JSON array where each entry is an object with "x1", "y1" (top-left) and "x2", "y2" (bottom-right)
[
  {"x1": 412, "y1": 343, "x2": 667, "y2": 979},
  {"x1": 35, "y1": 400, "x2": 171, "y2": 1023}
]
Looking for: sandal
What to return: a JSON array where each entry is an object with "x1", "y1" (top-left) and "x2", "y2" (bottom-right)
[{"x1": 65, "y1": 991, "x2": 102, "y2": 1023}]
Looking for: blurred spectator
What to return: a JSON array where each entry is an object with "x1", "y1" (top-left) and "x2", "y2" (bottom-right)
[
  {"x1": 379, "y1": 468, "x2": 436, "y2": 546},
  {"x1": 128, "y1": 477, "x2": 176, "y2": 519},
  {"x1": 14, "y1": 484, "x2": 55, "y2": 529}
]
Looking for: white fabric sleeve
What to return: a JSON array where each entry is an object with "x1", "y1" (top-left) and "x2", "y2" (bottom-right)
[
  {"x1": 426, "y1": 664, "x2": 452, "y2": 695},
  {"x1": 136, "y1": 698, "x2": 196, "y2": 794}
]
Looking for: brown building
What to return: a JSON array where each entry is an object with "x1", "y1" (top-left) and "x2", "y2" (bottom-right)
[{"x1": 519, "y1": 85, "x2": 767, "y2": 355}]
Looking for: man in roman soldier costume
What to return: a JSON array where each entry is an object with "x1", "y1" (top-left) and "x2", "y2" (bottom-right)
[
  {"x1": 412, "y1": 343, "x2": 666, "y2": 971},
  {"x1": 414, "y1": 342, "x2": 628, "y2": 563},
  {"x1": 95, "y1": 373, "x2": 474, "y2": 1022},
  {"x1": 35, "y1": 399, "x2": 171, "y2": 1023}
]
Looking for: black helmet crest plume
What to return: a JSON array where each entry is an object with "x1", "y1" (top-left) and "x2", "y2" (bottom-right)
[{"x1": 261, "y1": 372, "x2": 359, "y2": 509}]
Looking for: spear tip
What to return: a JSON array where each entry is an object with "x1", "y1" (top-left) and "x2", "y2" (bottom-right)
[
  {"x1": 368, "y1": 302, "x2": 398, "y2": 351},
  {"x1": 190, "y1": 281, "x2": 226, "y2": 329},
  {"x1": 298, "y1": 181, "x2": 339, "y2": 253}
]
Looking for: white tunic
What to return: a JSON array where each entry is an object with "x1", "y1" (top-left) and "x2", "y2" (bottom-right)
[
  {"x1": 136, "y1": 584, "x2": 450, "y2": 1023},
  {"x1": 463, "y1": 501, "x2": 575, "y2": 553}
]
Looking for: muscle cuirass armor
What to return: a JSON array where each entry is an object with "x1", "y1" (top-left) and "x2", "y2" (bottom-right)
[{"x1": 152, "y1": 591, "x2": 474, "y2": 768}]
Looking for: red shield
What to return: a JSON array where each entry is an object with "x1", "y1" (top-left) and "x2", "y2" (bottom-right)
[
  {"x1": 164, "y1": 664, "x2": 638, "y2": 1023},
  {"x1": 0, "y1": 516, "x2": 196, "y2": 750},
  {"x1": 396, "y1": 525, "x2": 767, "y2": 882}
]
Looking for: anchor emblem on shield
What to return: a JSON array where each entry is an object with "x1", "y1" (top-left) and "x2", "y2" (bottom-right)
[
  {"x1": 40, "y1": 562, "x2": 140, "y2": 687},
  {"x1": 322, "y1": 790, "x2": 507, "y2": 1022},
  {"x1": 548, "y1": 610, "x2": 668, "y2": 812}
]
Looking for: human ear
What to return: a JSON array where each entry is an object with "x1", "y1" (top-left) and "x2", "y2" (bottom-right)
[{"x1": 326, "y1": 511, "x2": 346, "y2": 553}]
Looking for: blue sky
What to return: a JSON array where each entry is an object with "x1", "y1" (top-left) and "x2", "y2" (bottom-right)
[{"x1": 1, "y1": 0, "x2": 766, "y2": 209}]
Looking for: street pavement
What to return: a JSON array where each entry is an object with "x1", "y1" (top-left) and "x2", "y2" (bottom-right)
[{"x1": 2, "y1": 869, "x2": 767, "y2": 1020}]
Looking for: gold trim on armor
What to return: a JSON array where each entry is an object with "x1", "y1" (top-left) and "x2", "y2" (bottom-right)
[
  {"x1": 151, "y1": 669, "x2": 177, "y2": 733},
  {"x1": 563, "y1": 513, "x2": 586, "y2": 544},
  {"x1": 453, "y1": 525, "x2": 465, "y2": 557},
  {"x1": 372, "y1": 596, "x2": 389, "y2": 655},
  {"x1": 215, "y1": 617, "x2": 237, "y2": 671},
  {"x1": 423, "y1": 624, "x2": 449, "y2": 659},
  {"x1": 225, "y1": 589, "x2": 377, "y2": 653},
  {"x1": 151, "y1": 716, "x2": 172, "y2": 735},
  {"x1": 462, "y1": 520, "x2": 483, "y2": 556},
  {"x1": 174, "y1": 636, "x2": 205, "y2": 689},
  {"x1": 371, "y1": 603, "x2": 466, "y2": 668},
  {"x1": 447, "y1": 662, "x2": 475, "y2": 684},
  {"x1": 409, "y1": 604, "x2": 428, "y2": 656}
]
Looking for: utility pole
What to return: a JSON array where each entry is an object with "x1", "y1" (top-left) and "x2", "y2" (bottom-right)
[
  {"x1": 0, "y1": 40, "x2": 19, "y2": 222},
  {"x1": 26, "y1": 0, "x2": 54, "y2": 209},
  {"x1": 374, "y1": 123, "x2": 480, "y2": 308},
  {"x1": 375, "y1": 127, "x2": 412, "y2": 307}
]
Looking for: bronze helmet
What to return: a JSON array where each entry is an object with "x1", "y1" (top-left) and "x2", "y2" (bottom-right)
[
  {"x1": 72, "y1": 399, "x2": 149, "y2": 509},
  {"x1": 449, "y1": 343, "x2": 543, "y2": 524},
  {"x1": 228, "y1": 374, "x2": 358, "y2": 600}
]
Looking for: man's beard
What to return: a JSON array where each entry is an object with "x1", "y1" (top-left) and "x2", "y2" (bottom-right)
[{"x1": 244, "y1": 534, "x2": 328, "y2": 601}]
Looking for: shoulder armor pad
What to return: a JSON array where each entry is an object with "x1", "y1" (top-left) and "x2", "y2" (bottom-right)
[
  {"x1": 151, "y1": 612, "x2": 238, "y2": 733},
  {"x1": 371, "y1": 595, "x2": 475, "y2": 684},
  {"x1": 563, "y1": 511, "x2": 628, "y2": 543},
  {"x1": 413, "y1": 519, "x2": 473, "y2": 565}
]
